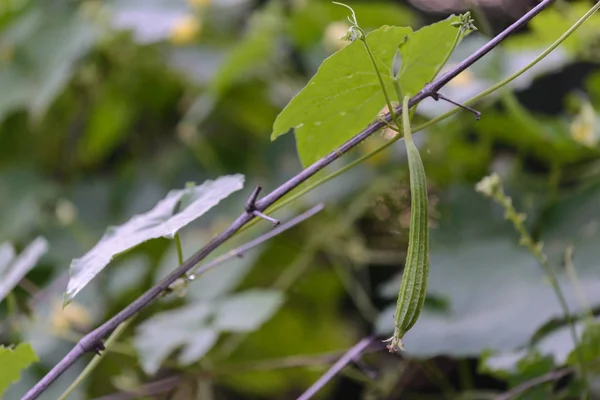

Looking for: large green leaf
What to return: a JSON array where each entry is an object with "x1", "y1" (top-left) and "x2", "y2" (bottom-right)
[
  {"x1": 134, "y1": 289, "x2": 283, "y2": 374},
  {"x1": 65, "y1": 175, "x2": 245, "y2": 305},
  {"x1": 397, "y1": 15, "x2": 462, "y2": 99},
  {"x1": 376, "y1": 187, "x2": 600, "y2": 357},
  {"x1": 0, "y1": 343, "x2": 38, "y2": 397},
  {"x1": 0, "y1": 237, "x2": 48, "y2": 303},
  {"x1": 271, "y1": 25, "x2": 412, "y2": 167}
]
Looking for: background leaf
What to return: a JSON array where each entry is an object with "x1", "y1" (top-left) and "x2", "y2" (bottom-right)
[
  {"x1": 0, "y1": 9, "x2": 97, "y2": 122},
  {"x1": 134, "y1": 289, "x2": 283, "y2": 374},
  {"x1": 0, "y1": 237, "x2": 48, "y2": 302},
  {"x1": 65, "y1": 174, "x2": 244, "y2": 304},
  {"x1": 109, "y1": 0, "x2": 192, "y2": 44},
  {"x1": 376, "y1": 188, "x2": 600, "y2": 357},
  {"x1": 212, "y1": 289, "x2": 284, "y2": 332}
]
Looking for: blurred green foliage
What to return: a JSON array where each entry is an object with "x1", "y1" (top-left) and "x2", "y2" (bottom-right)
[{"x1": 1, "y1": 0, "x2": 600, "y2": 399}]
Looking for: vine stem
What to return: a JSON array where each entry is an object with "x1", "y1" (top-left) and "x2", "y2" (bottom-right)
[
  {"x1": 498, "y1": 194, "x2": 588, "y2": 398},
  {"x1": 57, "y1": 318, "x2": 133, "y2": 400},
  {"x1": 174, "y1": 233, "x2": 184, "y2": 267},
  {"x1": 296, "y1": 336, "x2": 375, "y2": 400},
  {"x1": 359, "y1": 32, "x2": 402, "y2": 130},
  {"x1": 476, "y1": 173, "x2": 589, "y2": 398},
  {"x1": 495, "y1": 367, "x2": 573, "y2": 400},
  {"x1": 23, "y1": 2, "x2": 557, "y2": 399}
]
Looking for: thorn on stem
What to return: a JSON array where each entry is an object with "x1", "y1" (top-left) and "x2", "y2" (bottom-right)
[
  {"x1": 92, "y1": 341, "x2": 105, "y2": 356},
  {"x1": 253, "y1": 210, "x2": 280, "y2": 227},
  {"x1": 245, "y1": 185, "x2": 262, "y2": 212},
  {"x1": 431, "y1": 92, "x2": 481, "y2": 120},
  {"x1": 245, "y1": 185, "x2": 280, "y2": 226}
]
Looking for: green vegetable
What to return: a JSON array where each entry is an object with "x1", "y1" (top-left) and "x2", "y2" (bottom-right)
[{"x1": 385, "y1": 95, "x2": 430, "y2": 352}]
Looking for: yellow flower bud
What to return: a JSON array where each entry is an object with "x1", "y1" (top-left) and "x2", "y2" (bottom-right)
[
  {"x1": 323, "y1": 22, "x2": 351, "y2": 52},
  {"x1": 170, "y1": 15, "x2": 202, "y2": 45},
  {"x1": 187, "y1": 0, "x2": 211, "y2": 6}
]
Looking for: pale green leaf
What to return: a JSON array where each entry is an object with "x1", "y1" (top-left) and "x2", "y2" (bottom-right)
[
  {"x1": 0, "y1": 10, "x2": 97, "y2": 122},
  {"x1": 65, "y1": 174, "x2": 244, "y2": 305},
  {"x1": 134, "y1": 302, "x2": 214, "y2": 374},
  {"x1": 212, "y1": 289, "x2": 284, "y2": 332},
  {"x1": 397, "y1": 15, "x2": 462, "y2": 99},
  {"x1": 0, "y1": 343, "x2": 38, "y2": 397},
  {"x1": 134, "y1": 289, "x2": 283, "y2": 374},
  {"x1": 0, "y1": 237, "x2": 48, "y2": 303},
  {"x1": 177, "y1": 329, "x2": 219, "y2": 366},
  {"x1": 26, "y1": 16, "x2": 97, "y2": 120},
  {"x1": 271, "y1": 26, "x2": 412, "y2": 167}
]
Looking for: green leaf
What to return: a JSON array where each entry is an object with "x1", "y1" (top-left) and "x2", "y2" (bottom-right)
[
  {"x1": 0, "y1": 237, "x2": 48, "y2": 303},
  {"x1": 503, "y1": 3, "x2": 600, "y2": 54},
  {"x1": 210, "y1": 10, "x2": 279, "y2": 96},
  {"x1": 220, "y1": 267, "x2": 352, "y2": 397},
  {"x1": 505, "y1": 352, "x2": 556, "y2": 400},
  {"x1": 0, "y1": 343, "x2": 38, "y2": 397},
  {"x1": 65, "y1": 174, "x2": 245, "y2": 305},
  {"x1": 397, "y1": 15, "x2": 463, "y2": 98},
  {"x1": 78, "y1": 86, "x2": 134, "y2": 166},
  {"x1": 482, "y1": 320, "x2": 596, "y2": 385},
  {"x1": 567, "y1": 322, "x2": 600, "y2": 365},
  {"x1": 134, "y1": 289, "x2": 283, "y2": 374},
  {"x1": 271, "y1": 25, "x2": 412, "y2": 167}
]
